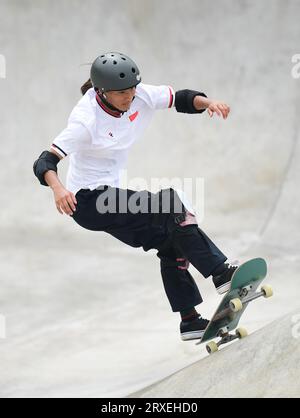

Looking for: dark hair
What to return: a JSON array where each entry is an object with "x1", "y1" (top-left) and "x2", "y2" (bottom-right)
[{"x1": 81, "y1": 78, "x2": 93, "y2": 95}]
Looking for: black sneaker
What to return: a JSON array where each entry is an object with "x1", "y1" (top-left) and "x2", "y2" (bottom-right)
[
  {"x1": 180, "y1": 315, "x2": 210, "y2": 341},
  {"x1": 213, "y1": 264, "x2": 238, "y2": 295}
]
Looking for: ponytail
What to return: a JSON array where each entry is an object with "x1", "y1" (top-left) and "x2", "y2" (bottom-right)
[{"x1": 80, "y1": 78, "x2": 93, "y2": 95}]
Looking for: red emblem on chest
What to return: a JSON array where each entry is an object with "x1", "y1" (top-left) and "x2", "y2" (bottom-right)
[{"x1": 129, "y1": 111, "x2": 139, "y2": 122}]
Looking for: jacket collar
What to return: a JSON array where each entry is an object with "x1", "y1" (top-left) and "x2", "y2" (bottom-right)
[{"x1": 95, "y1": 91, "x2": 123, "y2": 118}]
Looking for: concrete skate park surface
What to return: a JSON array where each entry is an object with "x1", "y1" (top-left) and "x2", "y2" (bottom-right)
[
  {"x1": 0, "y1": 0, "x2": 299, "y2": 398},
  {"x1": 130, "y1": 310, "x2": 300, "y2": 398}
]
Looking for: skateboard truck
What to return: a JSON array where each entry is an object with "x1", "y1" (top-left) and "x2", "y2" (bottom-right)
[
  {"x1": 214, "y1": 284, "x2": 274, "y2": 317},
  {"x1": 206, "y1": 326, "x2": 248, "y2": 354},
  {"x1": 239, "y1": 285, "x2": 273, "y2": 304}
]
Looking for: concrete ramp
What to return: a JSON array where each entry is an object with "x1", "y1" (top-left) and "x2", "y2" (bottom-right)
[{"x1": 130, "y1": 309, "x2": 300, "y2": 398}]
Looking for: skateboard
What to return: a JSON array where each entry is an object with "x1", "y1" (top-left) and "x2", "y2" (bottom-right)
[{"x1": 196, "y1": 258, "x2": 273, "y2": 354}]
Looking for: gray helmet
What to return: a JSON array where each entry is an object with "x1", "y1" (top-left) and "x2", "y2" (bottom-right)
[{"x1": 90, "y1": 52, "x2": 141, "y2": 92}]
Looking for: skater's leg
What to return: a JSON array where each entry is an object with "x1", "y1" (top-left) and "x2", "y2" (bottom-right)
[
  {"x1": 168, "y1": 212, "x2": 239, "y2": 295},
  {"x1": 171, "y1": 223, "x2": 227, "y2": 278},
  {"x1": 156, "y1": 239, "x2": 210, "y2": 340},
  {"x1": 157, "y1": 238, "x2": 203, "y2": 312},
  {"x1": 151, "y1": 188, "x2": 228, "y2": 278},
  {"x1": 151, "y1": 188, "x2": 238, "y2": 293}
]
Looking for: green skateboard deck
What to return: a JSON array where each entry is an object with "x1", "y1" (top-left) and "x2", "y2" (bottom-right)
[{"x1": 197, "y1": 258, "x2": 273, "y2": 354}]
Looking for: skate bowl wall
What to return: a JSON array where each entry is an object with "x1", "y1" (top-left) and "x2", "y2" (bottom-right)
[{"x1": 0, "y1": 0, "x2": 299, "y2": 241}]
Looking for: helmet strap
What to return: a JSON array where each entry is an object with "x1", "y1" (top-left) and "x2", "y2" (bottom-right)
[{"x1": 95, "y1": 90, "x2": 124, "y2": 117}]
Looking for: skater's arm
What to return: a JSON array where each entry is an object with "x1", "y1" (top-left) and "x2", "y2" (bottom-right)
[
  {"x1": 174, "y1": 89, "x2": 230, "y2": 119},
  {"x1": 137, "y1": 84, "x2": 229, "y2": 119},
  {"x1": 33, "y1": 149, "x2": 77, "y2": 216},
  {"x1": 44, "y1": 152, "x2": 77, "y2": 216},
  {"x1": 33, "y1": 121, "x2": 91, "y2": 215}
]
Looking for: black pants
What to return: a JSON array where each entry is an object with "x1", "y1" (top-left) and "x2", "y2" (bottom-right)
[{"x1": 71, "y1": 186, "x2": 227, "y2": 312}]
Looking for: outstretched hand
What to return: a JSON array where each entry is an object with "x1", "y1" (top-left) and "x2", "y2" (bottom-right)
[
  {"x1": 53, "y1": 185, "x2": 77, "y2": 216},
  {"x1": 207, "y1": 101, "x2": 230, "y2": 119}
]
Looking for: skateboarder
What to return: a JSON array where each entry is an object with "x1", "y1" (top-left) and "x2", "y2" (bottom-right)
[{"x1": 33, "y1": 52, "x2": 237, "y2": 341}]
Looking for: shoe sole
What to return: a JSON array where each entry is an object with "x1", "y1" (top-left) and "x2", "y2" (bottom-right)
[
  {"x1": 216, "y1": 281, "x2": 231, "y2": 295},
  {"x1": 181, "y1": 330, "x2": 206, "y2": 341}
]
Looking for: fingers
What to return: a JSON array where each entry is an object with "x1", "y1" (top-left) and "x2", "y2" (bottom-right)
[
  {"x1": 72, "y1": 194, "x2": 77, "y2": 206},
  {"x1": 208, "y1": 104, "x2": 221, "y2": 117},
  {"x1": 62, "y1": 198, "x2": 76, "y2": 215},
  {"x1": 208, "y1": 103, "x2": 230, "y2": 119},
  {"x1": 215, "y1": 106, "x2": 222, "y2": 117},
  {"x1": 219, "y1": 103, "x2": 230, "y2": 119},
  {"x1": 56, "y1": 194, "x2": 77, "y2": 216},
  {"x1": 208, "y1": 108, "x2": 213, "y2": 118},
  {"x1": 67, "y1": 194, "x2": 77, "y2": 212},
  {"x1": 62, "y1": 201, "x2": 73, "y2": 216}
]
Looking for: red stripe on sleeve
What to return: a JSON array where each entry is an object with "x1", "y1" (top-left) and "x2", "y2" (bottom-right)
[{"x1": 168, "y1": 87, "x2": 174, "y2": 108}]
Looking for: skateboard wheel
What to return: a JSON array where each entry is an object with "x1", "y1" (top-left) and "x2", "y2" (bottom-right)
[
  {"x1": 229, "y1": 298, "x2": 243, "y2": 312},
  {"x1": 236, "y1": 327, "x2": 248, "y2": 339},
  {"x1": 261, "y1": 285, "x2": 273, "y2": 298},
  {"x1": 206, "y1": 341, "x2": 218, "y2": 354}
]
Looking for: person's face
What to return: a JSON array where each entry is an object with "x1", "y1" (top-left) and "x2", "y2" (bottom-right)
[{"x1": 104, "y1": 87, "x2": 136, "y2": 112}]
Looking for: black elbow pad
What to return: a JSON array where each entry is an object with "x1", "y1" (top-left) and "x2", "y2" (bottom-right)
[
  {"x1": 33, "y1": 150, "x2": 60, "y2": 186},
  {"x1": 175, "y1": 90, "x2": 207, "y2": 114}
]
